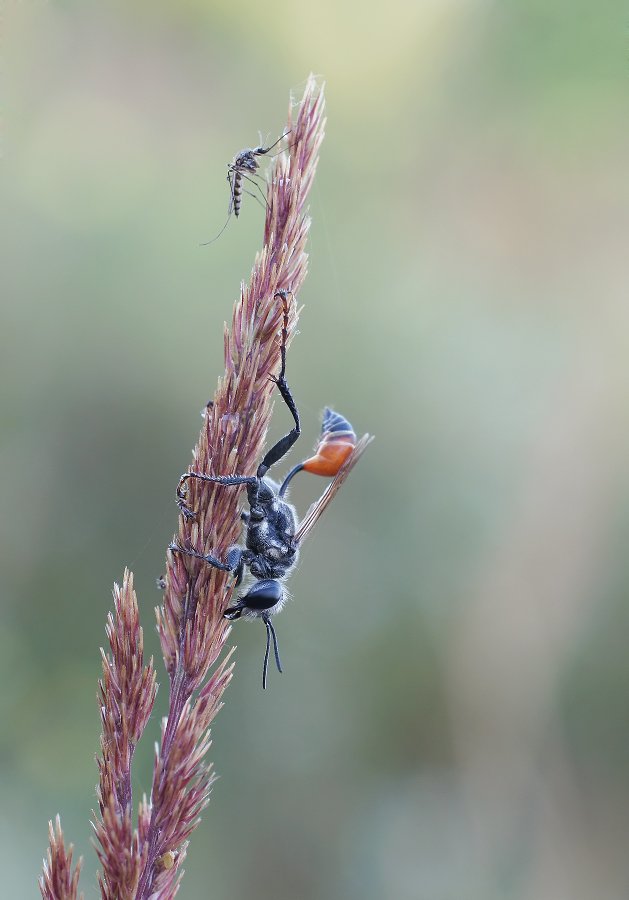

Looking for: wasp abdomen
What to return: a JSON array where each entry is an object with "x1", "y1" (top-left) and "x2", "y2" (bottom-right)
[{"x1": 301, "y1": 408, "x2": 356, "y2": 477}]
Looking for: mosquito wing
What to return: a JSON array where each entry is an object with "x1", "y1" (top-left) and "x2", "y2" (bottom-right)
[
  {"x1": 227, "y1": 169, "x2": 237, "y2": 215},
  {"x1": 294, "y1": 434, "x2": 373, "y2": 545}
]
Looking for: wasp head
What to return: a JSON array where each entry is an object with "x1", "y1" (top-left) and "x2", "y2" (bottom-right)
[{"x1": 224, "y1": 578, "x2": 284, "y2": 619}]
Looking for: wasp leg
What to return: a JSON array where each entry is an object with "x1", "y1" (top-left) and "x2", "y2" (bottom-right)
[
  {"x1": 233, "y1": 554, "x2": 246, "y2": 588},
  {"x1": 257, "y1": 292, "x2": 301, "y2": 478},
  {"x1": 169, "y1": 539, "x2": 232, "y2": 572},
  {"x1": 176, "y1": 472, "x2": 257, "y2": 519},
  {"x1": 224, "y1": 600, "x2": 245, "y2": 620}
]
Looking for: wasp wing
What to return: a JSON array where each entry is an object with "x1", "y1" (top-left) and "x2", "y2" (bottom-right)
[{"x1": 294, "y1": 434, "x2": 373, "y2": 545}]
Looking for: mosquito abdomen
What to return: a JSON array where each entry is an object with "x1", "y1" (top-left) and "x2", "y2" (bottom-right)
[{"x1": 233, "y1": 172, "x2": 243, "y2": 217}]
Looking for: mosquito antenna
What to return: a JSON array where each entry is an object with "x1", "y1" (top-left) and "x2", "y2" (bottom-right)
[
  {"x1": 256, "y1": 130, "x2": 291, "y2": 156},
  {"x1": 265, "y1": 145, "x2": 292, "y2": 160},
  {"x1": 263, "y1": 136, "x2": 296, "y2": 161}
]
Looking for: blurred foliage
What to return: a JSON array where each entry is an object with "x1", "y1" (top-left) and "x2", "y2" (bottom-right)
[{"x1": 1, "y1": 0, "x2": 627, "y2": 897}]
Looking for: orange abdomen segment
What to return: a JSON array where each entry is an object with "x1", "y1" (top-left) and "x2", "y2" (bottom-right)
[{"x1": 302, "y1": 435, "x2": 355, "y2": 476}]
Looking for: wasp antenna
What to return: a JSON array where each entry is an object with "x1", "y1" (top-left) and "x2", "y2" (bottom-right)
[
  {"x1": 262, "y1": 618, "x2": 272, "y2": 690},
  {"x1": 261, "y1": 617, "x2": 283, "y2": 689},
  {"x1": 268, "y1": 618, "x2": 283, "y2": 674}
]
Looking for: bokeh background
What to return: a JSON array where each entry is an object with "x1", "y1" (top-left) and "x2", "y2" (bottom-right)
[{"x1": 2, "y1": 1, "x2": 627, "y2": 897}]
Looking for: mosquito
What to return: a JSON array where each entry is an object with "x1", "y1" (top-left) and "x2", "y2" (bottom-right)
[
  {"x1": 202, "y1": 131, "x2": 290, "y2": 246},
  {"x1": 170, "y1": 291, "x2": 371, "y2": 688}
]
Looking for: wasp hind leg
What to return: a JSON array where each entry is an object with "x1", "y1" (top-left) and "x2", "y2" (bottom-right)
[{"x1": 257, "y1": 292, "x2": 301, "y2": 479}]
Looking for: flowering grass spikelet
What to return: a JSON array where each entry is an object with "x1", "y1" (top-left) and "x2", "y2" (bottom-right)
[{"x1": 39, "y1": 75, "x2": 333, "y2": 900}]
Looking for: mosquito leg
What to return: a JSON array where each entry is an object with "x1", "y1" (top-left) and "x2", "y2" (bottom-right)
[
  {"x1": 257, "y1": 292, "x2": 301, "y2": 478},
  {"x1": 237, "y1": 169, "x2": 265, "y2": 185},
  {"x1": 177, "y1": 472, "x2": 257, "y2": 519},
  {"x1": 199, "y1": 171, "x2": 236, "y2": 246},
  {"x1": 200, "y1": 213, "x2": 232, "y2": 246},
  {"x1": 241, "y1": 188, "x2": 267, "y2": 211},
  {"x1": 238, "y1": 172, "x2": 269, "y2": 209},
  {"x1": 227, "y1": 170, "x2": 237, "y2": 215}
]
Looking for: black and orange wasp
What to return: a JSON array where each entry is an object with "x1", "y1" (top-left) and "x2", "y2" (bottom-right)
[{"x1": 170, "y1": 291, "x2": 371, "y2": 688}]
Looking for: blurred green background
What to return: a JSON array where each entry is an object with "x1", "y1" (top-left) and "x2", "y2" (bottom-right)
[{"x1": 2, "y1": 1, "x2": 627, "y2": 897}]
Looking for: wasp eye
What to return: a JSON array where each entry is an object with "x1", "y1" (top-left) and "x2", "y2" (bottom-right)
[{"x1": 242, "y1": 579, "x2": 283, "y2": 611}]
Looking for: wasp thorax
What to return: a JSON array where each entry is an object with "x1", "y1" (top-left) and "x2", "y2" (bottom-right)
[{"x1": 257, "y1": 480, "x2": 277, "y2": 502}]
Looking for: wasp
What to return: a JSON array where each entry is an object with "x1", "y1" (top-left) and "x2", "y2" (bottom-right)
[
  {"x1": 202, "y1": 132, "x2": 290, "y2": 246},
  {"x1": 170, "y1": 291, "x2": 370, "y2": 688}
]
